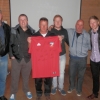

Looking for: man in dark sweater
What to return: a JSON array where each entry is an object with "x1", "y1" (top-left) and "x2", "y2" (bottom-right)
[
  {"x1": 28, "y1": 17, "x2": 62, "y2": 100},
  {"x1": 50, "y1": 15, "x2": 69, "y2": 96},
  {"x1": 9, "y1": 14, "x2": 35, "y2": 100}
]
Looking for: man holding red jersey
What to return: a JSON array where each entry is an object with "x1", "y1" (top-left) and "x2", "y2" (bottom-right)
[{"x1": 28, "y1": 17, "x2": 62, "y2": 100}]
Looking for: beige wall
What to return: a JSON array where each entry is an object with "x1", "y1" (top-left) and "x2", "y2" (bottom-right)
[{"x1": 0, "y1": 0, "x2": 100, "y2": 65}]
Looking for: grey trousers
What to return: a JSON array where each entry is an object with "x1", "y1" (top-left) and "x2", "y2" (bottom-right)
[
  {"x1": 11, "y1": 58, "x2": 31, "y2": 94},
  {"x1": 69, "y1": 57, "x2": 87, "y2": 93}
]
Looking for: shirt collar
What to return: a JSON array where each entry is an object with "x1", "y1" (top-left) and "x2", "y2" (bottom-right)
[
  {"x1": 75, "y1": 29, "x2": 84, "y2": 35},
  {"x1": 91, "y1": 26, "x2": 99, "y2": 34},
  {"x1": 91, "y1": 30, "x2": 98, "y2": 34}
]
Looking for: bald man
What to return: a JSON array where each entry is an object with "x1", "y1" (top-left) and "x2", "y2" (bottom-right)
[{"x1": 67, "y1": 20, "x2": 91, "y2": 96}]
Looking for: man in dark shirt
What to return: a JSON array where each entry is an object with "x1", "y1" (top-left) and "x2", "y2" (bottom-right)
[{"x1": 9, "y1": 14, "x2": 35, "y2": 100}]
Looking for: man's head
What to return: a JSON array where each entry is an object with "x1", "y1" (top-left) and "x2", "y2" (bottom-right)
[
  {"x1": 75, "y1": 19, "x2": 84, "y2": 33},
  {"x1": 53, "y1": 15, "x2": 63, "y2": 29},
  {"x1": 39, "y1": 17, "x2": 48, "y2": 34},
  {"x1": 89, "y1": 16, "x2": 99, "y2": 31},
  {"x1": 18, "y1": 14, "x2": 28, "y2": 30},
  {"x1": 0, "y1": 10, "x2": 3, "y2": 22}
]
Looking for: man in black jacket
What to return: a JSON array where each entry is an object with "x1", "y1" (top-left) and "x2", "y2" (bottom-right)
[
  {"x1": 28, "y1": 17, "x2": 62, "y2": 100},
  {"x1": 9, "y1": 14, "x2": 35, "y2": 100},
  {"x1": 0, "y1": 10, "x2": 10, "y2": 100},
  {"x1": 34, "y1": 18, "x2": 56, "y2": 100},
  {"x1": 87, "y1": 16, "x2": 100, "y2": 99}
]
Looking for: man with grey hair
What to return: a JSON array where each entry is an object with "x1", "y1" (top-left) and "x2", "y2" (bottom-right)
[{"x1": 0, "y1": 10, "x2": 10, "y2": 100}]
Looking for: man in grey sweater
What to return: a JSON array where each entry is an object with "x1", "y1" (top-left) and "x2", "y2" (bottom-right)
[{"x1": 67, "y1": 20, "x2": 91, "y2": 96}]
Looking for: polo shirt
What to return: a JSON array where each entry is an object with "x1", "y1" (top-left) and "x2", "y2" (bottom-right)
[{"x1": 29, "y1": 36, "x2": 61, "y2": 78}]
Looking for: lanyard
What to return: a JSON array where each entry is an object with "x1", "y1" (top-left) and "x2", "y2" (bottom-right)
[{"x1": 71, "y1": 31, "x2": 84, "y2": 54}]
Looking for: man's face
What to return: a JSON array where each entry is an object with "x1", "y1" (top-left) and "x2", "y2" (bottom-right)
[
  {"x1": 54, "y1": 17, "x2": 62, "y2": 28},
  {"x1": 75, "y1": 20, "x2": 84, "y2": 33},
  {"x1": 18, "y1": 16, "x2": 28, "y2": 29},
  {"x1": 39, "y1": 20, "x2": 48, "y2": 33},
  {"x1": 89, "y1": 19, "x2": 99, "y2": 30}
]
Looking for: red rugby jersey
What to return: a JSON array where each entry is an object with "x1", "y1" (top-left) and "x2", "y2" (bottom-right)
[{"x1": 29, "y1": 36, "x2": 61, "y2": 78}]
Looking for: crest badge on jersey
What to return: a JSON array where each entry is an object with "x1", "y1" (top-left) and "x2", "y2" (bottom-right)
[{"x1": 50, "y1": 42, "x2": 54, "y2": 47}]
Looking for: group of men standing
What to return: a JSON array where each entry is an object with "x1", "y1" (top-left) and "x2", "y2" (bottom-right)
[{"x1": 0, "y1": 9, "x2": 100, "y2": 100}]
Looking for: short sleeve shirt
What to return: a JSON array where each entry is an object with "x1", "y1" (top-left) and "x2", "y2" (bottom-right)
[{"x1": 29, "y1": 36, "x2": 61, "y2": 78}]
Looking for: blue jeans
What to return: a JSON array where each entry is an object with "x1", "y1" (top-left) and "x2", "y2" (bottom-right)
[
  {"x1": 69, "y1": 56, "x2": 87, "y2": 93},
  {"x1": 0, "y1": 54, "x2": 8, "y2": 97},
  {"x1": 52, "y1": 54, "x2": 66, "y2": 89}
]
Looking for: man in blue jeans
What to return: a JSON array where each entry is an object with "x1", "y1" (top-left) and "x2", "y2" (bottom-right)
[
  {"x1": 0, "y1": 10, "x2": 10, "y2": 100},
  {"x1": 67, "y1": 20, "x2": 91, "y2": 96},
  {"x1": 50, "y1": 15, "x2": 69, "y2": 96}
]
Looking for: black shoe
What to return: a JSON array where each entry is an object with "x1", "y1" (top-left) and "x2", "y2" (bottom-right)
[
  {"x1": 0, "y1": 96, "x2": 8, "y2": 100},
  {"x1": 87, "y1": 94, "x2": 98, "y2": 99}
]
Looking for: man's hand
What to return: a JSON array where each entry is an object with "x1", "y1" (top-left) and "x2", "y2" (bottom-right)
[
  {"x1": 58, "y1": 35, "x2": 63, "y2": 43},
  {"x1": 11, "y1": 57, "x2": 15, "y2": 59},
  {"x1": 48, "y1": 25, "x2": 54, "y2": 31},
  {"x1": 27, "y1": 37, "x2": 31, "y2": 43}
]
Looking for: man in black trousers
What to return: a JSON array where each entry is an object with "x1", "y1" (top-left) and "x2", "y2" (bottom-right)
[
  {"x1": 28, "y1": 17, "x2": 62, "y2": 100},
  {"x1": 87, "y1": 16, "x2": 100, "y2": 99}
]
